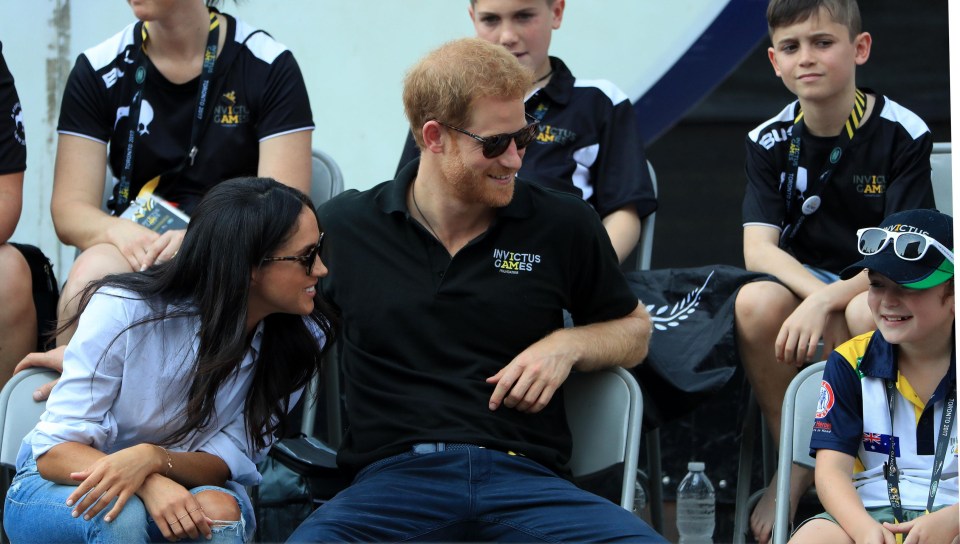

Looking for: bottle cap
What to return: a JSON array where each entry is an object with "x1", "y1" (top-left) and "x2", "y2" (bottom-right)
[{"x1": 687, "y1": 461, "x2": 705, "y2": 471}]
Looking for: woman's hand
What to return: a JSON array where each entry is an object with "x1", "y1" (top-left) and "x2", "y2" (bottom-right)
[
  {"x1": 66, "y1": 444, "x2": 163, "y2": 523},
  {"x1": 137, "y1": 474, "x2": 213, "y2": 541}
]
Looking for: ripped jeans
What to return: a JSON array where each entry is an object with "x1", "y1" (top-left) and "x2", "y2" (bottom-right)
[{"x1": 4, "y1": 454, "x2": 250, "y2": 543}]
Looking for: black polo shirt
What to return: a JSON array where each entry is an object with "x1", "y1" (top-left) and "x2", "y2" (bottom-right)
[
  {"x1": 319, "y1": 159, "x2": 639, "y2": 473},
  {"x1": 0, "y1": 43, "x2": 25, "y2": 175},
  {"x1": 397, "y1": 57, "x2": 657, "y2": 221},
  {"x1": 742, "y1": 91, "x2": 934, "y2": 273}
]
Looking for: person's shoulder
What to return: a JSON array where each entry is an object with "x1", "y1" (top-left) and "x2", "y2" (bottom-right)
[
  {"x1": 79, "y1": 21, "x2": 139, "y2": 72},
  {"x1": 747, "y1": 100, "x2": 797, "y2": 149},
  {"x1": 873, "y1": 93, "x2": 930, "y2": 140},
  {"x1": 832, "y1": 330, "x2": 877, "y2": 370},
  {"x1": 520, "y1": 178, "x2": 597, "y2": 217},
  {"x1": 229, "y1": 14, "x2": 292, "y2": 65},
  {"x1": 571, "y1": 77, "x2": 631, "y2": 107}
]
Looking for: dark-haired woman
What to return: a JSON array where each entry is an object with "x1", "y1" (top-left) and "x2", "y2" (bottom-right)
[
  {"x1": 53, "y1": 0, "x2": 313, "y2": 347},
  {"x1": 4, "y1": 177, "x2": 335, "y2": 543}
]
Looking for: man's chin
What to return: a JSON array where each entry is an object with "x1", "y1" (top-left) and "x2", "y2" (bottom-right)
[{"x1": 483, "y1": 182, "x2": 515, "y2": 208}]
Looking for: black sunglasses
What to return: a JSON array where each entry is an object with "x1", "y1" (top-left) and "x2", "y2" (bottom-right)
[
  {"x1": 437, "y1": 114, "x2": 540, "y2": 158},
  {"x1": 262, "y1": 232, "x2": 325, "y2": 276}
]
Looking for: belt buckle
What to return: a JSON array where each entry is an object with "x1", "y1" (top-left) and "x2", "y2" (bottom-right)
[{"x1": 412, "y1": 442, "x2": 444, "y2": 454}]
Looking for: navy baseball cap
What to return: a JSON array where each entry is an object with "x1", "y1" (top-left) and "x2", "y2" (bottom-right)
[{"x1": 840, "y1": 209, "x2": 954, "y2": 289}]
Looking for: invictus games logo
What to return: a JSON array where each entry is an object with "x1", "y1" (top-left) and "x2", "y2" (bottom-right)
[
  {"x1": 213, "y1": 91, "x2": 249, "y2": 127},
  {"x1": 853, "y1": 174, "x2": 886, "y2": 195},
  {"x1": 11, "y1": 101, "x2": 24, "y2": 145},
  {"x1": 535, "y1": 124, "x2": 576, "y2": 146},
  {"x1": 492, "y1": 248, "x2": 541, "y2": 274}
]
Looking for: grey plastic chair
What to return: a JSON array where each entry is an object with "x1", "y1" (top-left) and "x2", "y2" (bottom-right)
[
  {"x1": 622, "y1": 161, "x2": 663, "y2": 531},
  {"x1": 931, "y1": 142, "x2": 952, "y2": 216},
  {"x1": 0, "y1": 368, "x2": 57, "y2": 544},
  {"x1": 564, "y1": 366, "x2": 644, "y2": 510},
  {"x1": 299, "y1": 148, "x2": 345, "y2": 447},
  {"x1": 771, "y1": 361, "x2": 825, "y2": 544}
]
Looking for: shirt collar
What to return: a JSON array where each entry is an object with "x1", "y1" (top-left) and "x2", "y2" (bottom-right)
[
  {"x1": 859, "y1": 329, "x2": 957, "y2": 401},
  {"x1": 531, "y1": 56, "x2": 574, "y2": 106},
  {"x1": 377, "y1": 156, "x2": 536, "y2": 221}
]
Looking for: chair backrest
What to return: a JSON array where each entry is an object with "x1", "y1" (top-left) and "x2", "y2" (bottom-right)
[
  {"x1": 310, "y1": 148, "x2": 345, "y2": 208},
  {"x1": 772, "y1": 360, "x2": 827, "y2": 544},
  {"x1": 0, "y1": 368, "x2": 57, "y2": 468},
  {"x1": 931, "y1": 142, "x2": 952, "y2": 216},
  {"x1": 563, "y1": 366, "x2": 643, "y2": 510},
  {"x1": 300, "y1": 149, "x2": 345, "y2": 444},
  {"x1": 622, "y1": 161, "x2": 658, "y2": 273}
]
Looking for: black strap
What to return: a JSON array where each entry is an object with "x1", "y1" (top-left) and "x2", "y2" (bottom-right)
[
  {"x1": 112, "y1": 11, "x2": 220, "y2": 212},
  {"x1": 883, "y1": 378, "x2": 956, "y2": 521},
  {"x1": 779, "y1": 89, "x2": 867, "y2": 249}
]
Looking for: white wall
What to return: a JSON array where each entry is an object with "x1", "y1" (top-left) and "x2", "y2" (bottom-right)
[{"x1": 0, "y1": 0, "x2": 725, "y2": 276}]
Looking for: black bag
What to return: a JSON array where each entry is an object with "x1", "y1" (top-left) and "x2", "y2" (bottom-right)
[
  {"x1": 10, "y1": 243, "x2": 59, "y2": 350},
  {"x1": 625, "y1": 265, "x2": 771, "y2": 427},
  {"x1": 253, "y1": 436, "x2": 353, "y2": 542}
]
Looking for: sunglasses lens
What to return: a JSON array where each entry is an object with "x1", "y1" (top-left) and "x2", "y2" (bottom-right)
[
  {"x1": 515, "y1": 123, "x2": 539, "y2": 150},
  {"x1": 894, "y1": 233, "x2": 926, "y2": 260},
  {"x1": 859, "y1": 229, "x2": 888, "y2": 255},
  {"x1": 482, "y1": 135, "x2": 511, "y2": 158}
]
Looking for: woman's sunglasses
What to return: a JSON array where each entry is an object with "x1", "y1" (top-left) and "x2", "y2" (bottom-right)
[
  {"x1": 856, "y1": 227, "x2": 954, "y2": 263},
  {"x1": 437, "y1": 114, "x2": 540, "y2": 159},
  {"x1": 262, "y1": 232, "x2": 325, "y2": 276}
]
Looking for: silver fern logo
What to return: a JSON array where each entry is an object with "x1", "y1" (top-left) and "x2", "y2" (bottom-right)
[{"x1": 646, "y1": 270, "x2": 714, "y2": 332}]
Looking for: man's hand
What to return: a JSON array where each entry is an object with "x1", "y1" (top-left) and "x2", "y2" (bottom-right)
[
  {"x1": 486, "y1": 331, "x2": 575, "y2": 413},
  {"x1": 13, "y1": 345, "x2": 66, "y2": 401}
]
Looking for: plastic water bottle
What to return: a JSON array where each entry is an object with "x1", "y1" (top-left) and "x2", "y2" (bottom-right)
[
  {"x1": 676, "y1": 461, "x2": 715, "y2": 544},
  {"x1": 632, "y1": 471, "x2": 647, "y2": 518}
]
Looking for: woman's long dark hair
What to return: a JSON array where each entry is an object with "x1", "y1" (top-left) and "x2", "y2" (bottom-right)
[{"x1": 62, "y1": 177, "x2": 338, "y2": 451}]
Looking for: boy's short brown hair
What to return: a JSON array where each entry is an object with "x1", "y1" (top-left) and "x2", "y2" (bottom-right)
[
  {"x1": 469, "y1": 0, "x2": 556, "y2": 6},
  {"x1": 402, "y1": 38, "x2": 532, "y2": 149},
  {"x1": 767, "y1": 0, "x2": 861, "y2": 40}
]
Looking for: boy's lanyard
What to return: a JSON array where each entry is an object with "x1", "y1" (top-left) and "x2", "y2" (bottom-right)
[
  {"x1": 882, "y1": 378, "x2": 956, "y2": 526},
  {"x1": 113, "y1": 11, "x2": 220, "y2": 212},
  {"x1": 778, "y1": 89, "x2": 867, "y2": 249}
]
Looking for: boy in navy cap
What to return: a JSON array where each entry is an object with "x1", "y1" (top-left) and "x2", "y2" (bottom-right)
[{"x1": 793, "y1": 209, "x2": 957, "y2": 544}]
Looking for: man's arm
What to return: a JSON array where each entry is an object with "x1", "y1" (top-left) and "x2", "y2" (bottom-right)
[
  {"x1": 0, "y1": 171, "x2": 22, "y2": 243},
  {"x1": 602, "y1": 204, "x2": 641, "y2": 264},
  {"x1": 486, "y1": 302, "x2": 651, "y2": 413}
]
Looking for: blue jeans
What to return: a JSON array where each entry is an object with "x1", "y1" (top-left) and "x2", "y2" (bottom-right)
[
  {"x1": 287, "y1": 443, "x2": 665, "y2": 542},
  {"x1": 4, "y1": 454, "x2": 250, "y2": 543}
]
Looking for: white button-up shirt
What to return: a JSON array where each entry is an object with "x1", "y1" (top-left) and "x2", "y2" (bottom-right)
[{"x1": 20, "y1": 286, "x2": 320, "y2": 486}]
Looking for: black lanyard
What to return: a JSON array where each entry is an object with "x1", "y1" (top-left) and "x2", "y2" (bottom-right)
[
  {"x1": 883, "y1": 378, "x2": 956, "y2": 522},
  {"x1": 113, "y1": 11, "x2": 220, "y2": 212},
  {"x1": 779, "y1": 89, "x2": 866, "y2": 249}
]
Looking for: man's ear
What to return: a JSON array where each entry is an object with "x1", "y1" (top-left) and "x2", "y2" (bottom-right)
[{"x1": 422, "y1": 121, "x2": 446, "y2": 154}]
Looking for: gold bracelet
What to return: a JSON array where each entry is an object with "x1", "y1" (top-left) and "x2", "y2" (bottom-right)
[{"x1": 155, "y1": 445, "x2": 173, "y2": 477}]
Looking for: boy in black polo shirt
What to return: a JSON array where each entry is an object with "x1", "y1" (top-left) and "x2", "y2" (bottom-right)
[
  {"x1": 398, "y1": 0, "x2": 656, "y2": 264},
  {"x1": 736, "y1": 1, "x2": 934, "y2": 541}
]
